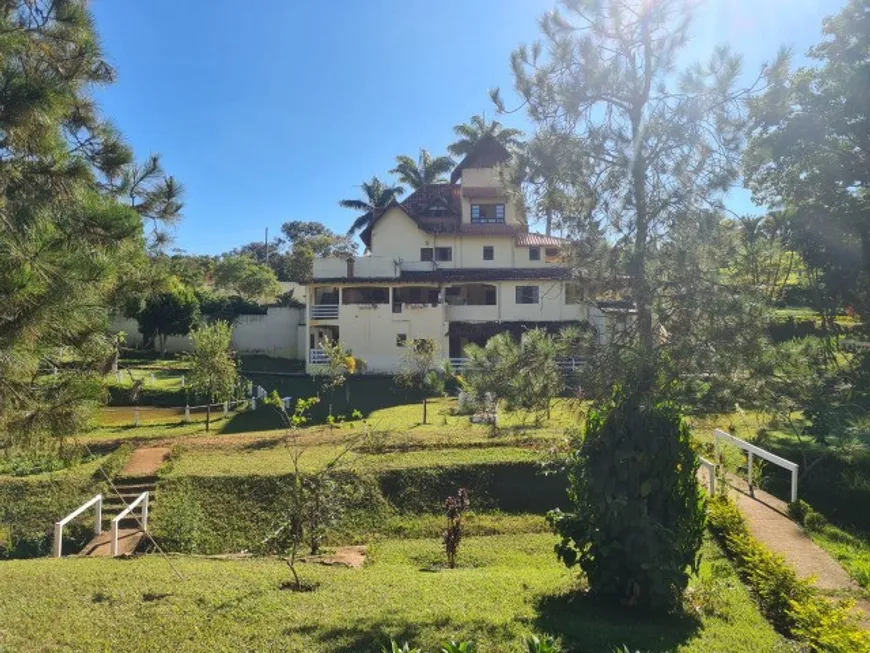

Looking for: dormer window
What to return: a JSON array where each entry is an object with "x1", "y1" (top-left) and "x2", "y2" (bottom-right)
[
  {"x1": 426, "y1": 198, "x2": 449, "y2": 216},
  {"x1": 471, "y1": 204, "x2": 505, "y2": 224}
]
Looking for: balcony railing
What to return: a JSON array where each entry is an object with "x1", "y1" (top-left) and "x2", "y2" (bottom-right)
[
  {"x1": 309, "y1": 349, "x2": 329, "y2": 364},
  {"x1": 310, "y1": 304, "x2": 339, "y2": 320},
  {"x1": 449, "y1": 357, "x2": 469, "y2": 370}
]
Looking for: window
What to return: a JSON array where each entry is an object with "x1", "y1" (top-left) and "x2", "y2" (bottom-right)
[
  {"x1": 420, "y1": 247, "x2": 433, "y2": 262},
  {"x1": 529, "y1": 247, "x2": 541, "y2": 261},
  {"x1": 515, "y1": 285, "x2": 539, "y2": 304},
  {"x1": 545, "y1": 247, "x2": 560, "y2": 260},
  {"x1": 396, "y1": 334, "x2": 407, "y2": 347},
  {"x1": 471, "y1": 204, "x2": 505, "y2": 224},
  {"x1": 565, "y1": 283, "x2": 585, "y2": 305},
  {"x1": 426, "y1": 199, "x2": 449, "y2": 216},
  {"x1": 435, "y1": 247, "x2": 452, "y2": 262},
  {"x1": 482, "y1": 246, "x2": 494, "y2": 261}
]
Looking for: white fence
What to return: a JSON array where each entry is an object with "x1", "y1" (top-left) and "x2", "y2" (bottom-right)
[
  {"x1": 698, "y1": 456, "x2": 716, "y2": 495},
  {"x1": 53, "y1": 495, "x2": 102, "y2": 558},
  {"x1": 111, "y1": 492, "x2": 149, "y2": 557},
  {"x1": 714, "y1": 428, "x2": 799, "y2": 502}
]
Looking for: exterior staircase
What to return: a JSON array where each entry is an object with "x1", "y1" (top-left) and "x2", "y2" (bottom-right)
[{"x1": 81, "y1": 474, "x2": 159, "y2": 557}]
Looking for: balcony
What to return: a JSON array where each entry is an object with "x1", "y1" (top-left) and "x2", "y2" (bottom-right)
[
  {"x1": 446, "y1": 304, "x2": 498, "y2": 322},
  {"x1": 309, "y1": 349, "x2": 329, "y2": 364},
  {"x1": 310, "y1": 305, "x2": 339, "y2": 320}
]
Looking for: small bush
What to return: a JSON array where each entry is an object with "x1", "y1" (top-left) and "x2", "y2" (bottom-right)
[
  {"x1": 803, "y1": 511, "x2": 827, "y2": 532},
  {"x1": 787, "y1": 499, "x2": 810, "y2": 524},
  {"x1": 550, "y1": 389, "x2": 705, "y2": 609}
]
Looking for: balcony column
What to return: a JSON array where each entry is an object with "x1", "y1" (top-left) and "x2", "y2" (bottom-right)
[{"x1": 338, "y1": 286, "x2": 343, "y2": 306}]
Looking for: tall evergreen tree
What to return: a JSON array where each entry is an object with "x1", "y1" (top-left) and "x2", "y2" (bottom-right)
[
  {"x1": 0, "y1": 1, "x2": 145, "y2": 451},
  {"x1": 493, "y1": 0, "x2": 778, "y2": 385},
  {"x1": 390, "y1": 149, "x2": 454, "y2": 190}
]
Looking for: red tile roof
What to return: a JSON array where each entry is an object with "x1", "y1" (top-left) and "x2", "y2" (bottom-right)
[{"x1": 515, "y1": 232, "x2": 567, "y2": 247}]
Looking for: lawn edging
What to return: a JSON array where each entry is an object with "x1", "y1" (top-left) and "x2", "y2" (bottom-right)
[{"x1": 707, "y1": 494, "x2": 870, "y2": 651}]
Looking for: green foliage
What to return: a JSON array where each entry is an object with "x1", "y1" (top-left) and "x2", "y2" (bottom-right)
[
  {"x1": 497, "y1": 0, "x2": 772, "y2": 362},
  {"x1": 395, "y1": 337, "x2": 450, "y2": 424},
  {"x1": 137, "y1": 279, "x2": 200, "y2": 353},
  {"x1": 550, "y1": 390, "x2": 705, "y2": 610},
  {"x1": 0, "y1": 0, "x2": 145, "y2": 454},
  {"x1": 462, "y1": 329, "x2": 566, "y2": 420},
  {"x1": 213, "y1": 255, "x2": 281, "y2": 303},
  {"x1": 449, "y1": 114, "x2": 522, "y2": 158},
  {"x1": 151, "y1": 479, "x2": 206, "y2": 553},
  {"x1": 385, "y1": 643, "x2": 421, "y2": 653},
  {"x1": 803, "y1": 511, "x2": 827, "y2": 533},
  {"x1": 745, "y1": 0, "x2": 870, "y2": 320},
  {"x1": 391, "y1": 148, "x2": 454, "y2": 190},
  {"x1": 340, "y1": 176, "x2": 405, "y2": 237},
  {"x1": 707, "y1": 495, "x2": 870, "y2": 650},
  {"x1": 439, "y1": 641, "x2": 476, "y2": 653},
  {"x1": 787, "y1": 500, "x2": 811, "y2": 524},
  {"x1": 525, "y1": 635, "x2": 559, "y2": 653},
  {"x1": 197, "y1": 291, "x2": 266, "y2": 320},
  {"x1": 186, "y1": 321, "x2": 240, "y2": 431}
]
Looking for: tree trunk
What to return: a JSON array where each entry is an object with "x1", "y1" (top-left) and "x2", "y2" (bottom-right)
[
  {"x1": 206, "y1": 401, "x2": 211, "y2": 432},
  {"x1": 422, "y1": 396, "x2": 428, "y2": 425},
  {"x1": 545, "y1": 207, "x2": 553, "y2": 236}
]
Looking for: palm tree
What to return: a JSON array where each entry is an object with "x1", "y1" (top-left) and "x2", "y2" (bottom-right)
[
  {"x1": 449, "y1": 114, "x2": 523, "y2": 158},
  {"x1": 390, "y1": 149, "x2": 454, "y2": 190},
  {"x1": 340, "y1": 176, "x2": 404, "y2": 236}
]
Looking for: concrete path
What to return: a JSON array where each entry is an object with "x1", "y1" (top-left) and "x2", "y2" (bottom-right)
[
  {"x1": 728, "y1": 478, "x2": 870, "y2": 625},
  {"x1": 80, "y1": 528, "x2": 144, "y2": 557}
]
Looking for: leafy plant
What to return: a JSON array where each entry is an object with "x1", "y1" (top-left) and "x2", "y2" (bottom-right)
[
  {"x1": 383, "y1": 642, "x2": 421, "y2": 653},
  {"x1": 525, "y1": 635, "x2": 560, "y2": 653},
  {"x1": 549, "y1": 388, "x2": 705, "y2": 609},
  {"x1": 185, "y1": 321, "x2": 240, "y2": 431},
  {"x1": 439, "y1": 641, "x2": 476, "y2": 653},
  {"x1": 443, "y1": 487, "x2": 470, "y2": 569}
]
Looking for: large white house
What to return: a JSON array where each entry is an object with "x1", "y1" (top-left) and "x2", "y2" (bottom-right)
[{"x1": 305, "y1": 136, "x2": 629, "y2": 374}]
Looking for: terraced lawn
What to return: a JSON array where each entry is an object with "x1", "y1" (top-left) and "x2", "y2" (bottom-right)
[{"x1": 0, "y1": 534, "x2": 784, "y2": 653}]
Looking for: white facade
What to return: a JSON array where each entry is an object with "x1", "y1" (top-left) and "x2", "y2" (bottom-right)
[{"x1": 304, "y1": 138, "x2": 622, "y2": 374}]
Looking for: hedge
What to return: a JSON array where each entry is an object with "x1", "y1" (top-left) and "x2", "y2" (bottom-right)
[
  {"x1": 707, "y1": 495, "x2": 870, "y2": 651},
  {"x1": 0, "y1": 446, "x2": 131, "y2": 559},
  {"x1": 150, "y1": 462, "x2": 567, "y2": 555}
]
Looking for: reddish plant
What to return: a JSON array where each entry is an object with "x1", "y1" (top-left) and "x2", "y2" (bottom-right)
[{"x1": 443, "y1": 487, "x2": 470, "y2": 569}]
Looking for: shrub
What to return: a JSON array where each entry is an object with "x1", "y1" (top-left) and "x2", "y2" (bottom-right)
[
  {"x1": 787, "y1": 499, "x2": 810, "y2": 524},
  {"x1": 803, "y1": 510, "x2": 827, "y2": 532},
  {"x1": 549, "y1": 389, "x2": 705, "y2": 609}
]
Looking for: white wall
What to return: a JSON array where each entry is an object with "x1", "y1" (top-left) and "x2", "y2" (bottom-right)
[{"x1": 112, "y1": 306, "x2": 306, "y2": 359}]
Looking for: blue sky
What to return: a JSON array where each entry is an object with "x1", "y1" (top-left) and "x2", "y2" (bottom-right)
[{"x1": 91, "y1": 0, "x2": 845, "y2": 255}]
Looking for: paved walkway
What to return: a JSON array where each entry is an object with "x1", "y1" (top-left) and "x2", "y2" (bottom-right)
[{"x1": 728, "y1": 478, "x2": 870, "y2": 626}]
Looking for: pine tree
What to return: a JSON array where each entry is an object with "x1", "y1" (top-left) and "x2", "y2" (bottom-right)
[{"x1": 0, "y1": 1, "x2": 144, "y2": 452}]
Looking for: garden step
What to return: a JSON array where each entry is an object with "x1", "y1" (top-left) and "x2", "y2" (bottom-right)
[{"x1": 81, "y1": 528, "x2": 144, "y2": 557}]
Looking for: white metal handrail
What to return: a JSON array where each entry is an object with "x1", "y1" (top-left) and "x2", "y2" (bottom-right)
[
  {"x1": 310, "y1": 304, "x2": 339, "y2": 319},
  {"x1": 53, "y1": 494, "x2": 102, "y2": 558},
  {"x1": 448, "y1": 357, "x2": 469, "y2": 370},
  {"x1": 698, "y1": 456, "x2": 716, "y2": 496},
  {"x1": 111, "y1": 491, "x2": 149, "y2": 557},
  {"x1": 714, "y1": 428, "x2": 799, "y2": 502}
]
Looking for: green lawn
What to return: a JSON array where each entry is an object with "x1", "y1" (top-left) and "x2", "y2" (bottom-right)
[
  {"x1": 0, "y1": 534, "x2": 784, "y2": 653},
  {"x1": 808, "y1": 523, "x2": 870, "y2": 592}
]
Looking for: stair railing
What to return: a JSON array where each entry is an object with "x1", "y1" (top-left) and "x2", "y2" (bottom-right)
[
  {"x1": 110, "y1": 491, "x2": 149, "y2": 557},
  {"x1": 53, "y1": 495, "x2": 102, "y2": 558}
]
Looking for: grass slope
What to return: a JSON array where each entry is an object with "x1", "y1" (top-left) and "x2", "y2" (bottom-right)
[{"x1": 0, "y1": 535, "x2": 783, "y2": 653}]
